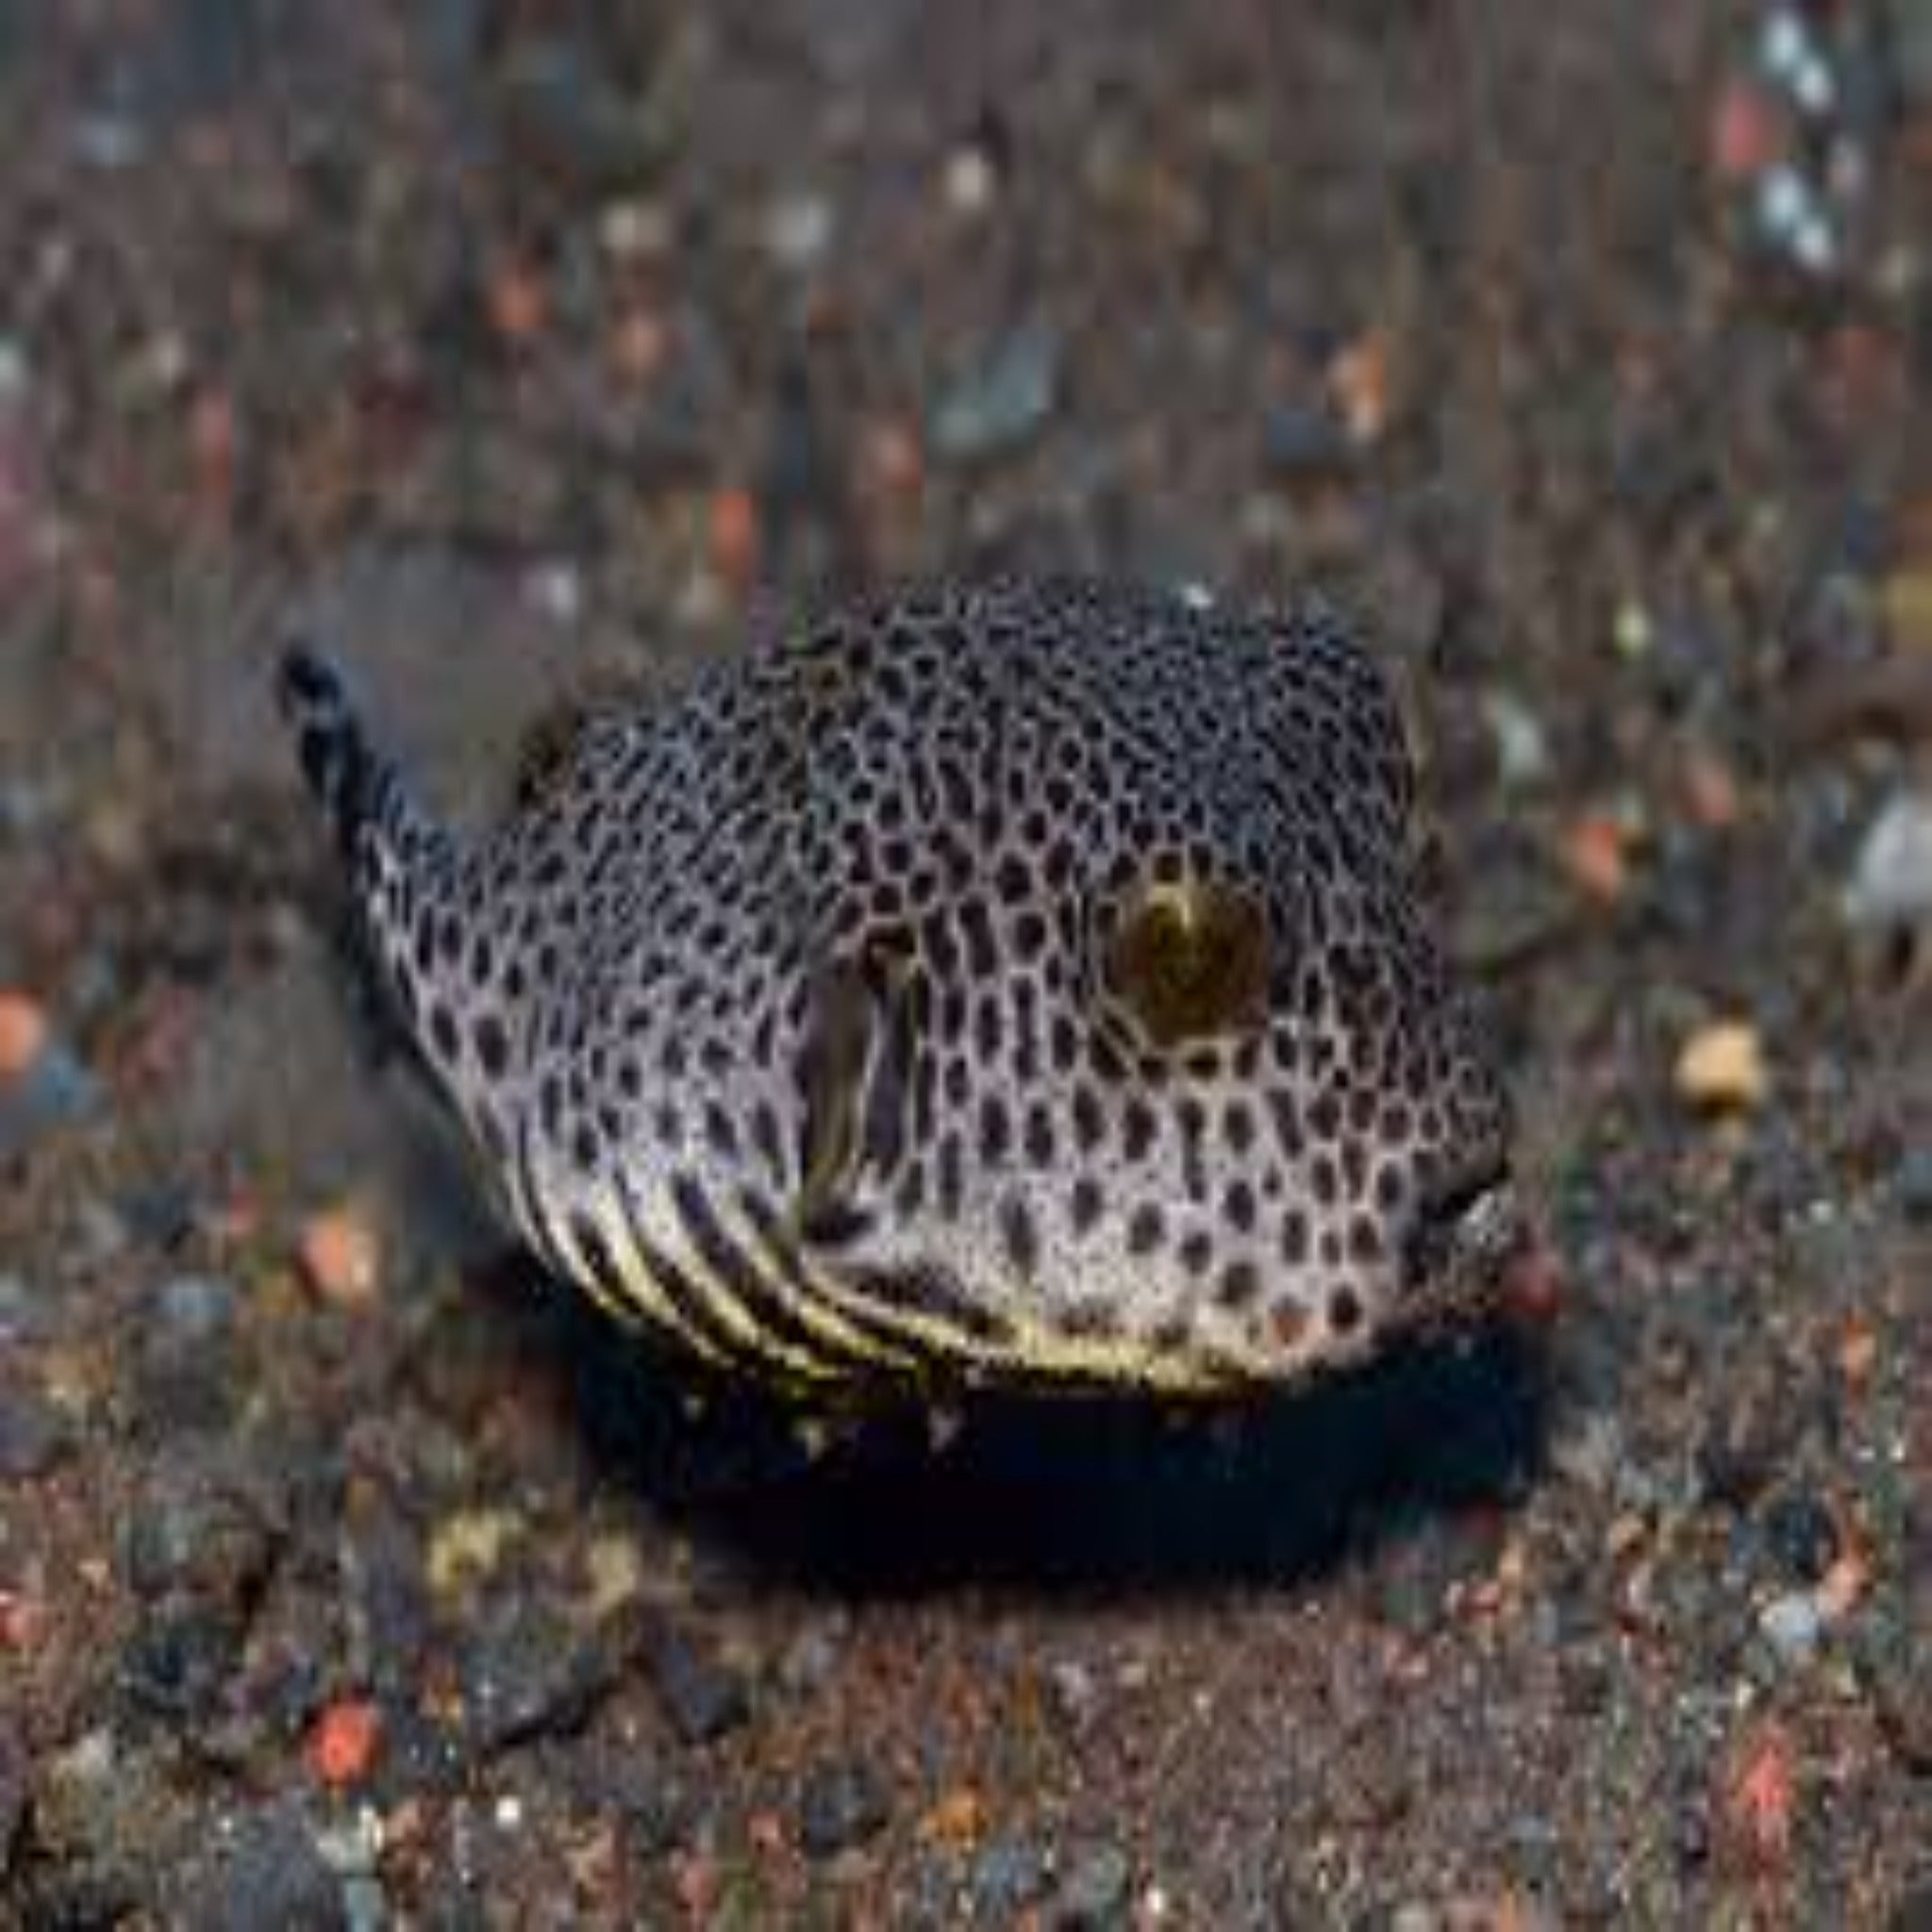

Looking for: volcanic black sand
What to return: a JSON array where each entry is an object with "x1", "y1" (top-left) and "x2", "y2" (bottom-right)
[{"x1": 1, "y1": 5, "x2": 1927, "y2": 1925}]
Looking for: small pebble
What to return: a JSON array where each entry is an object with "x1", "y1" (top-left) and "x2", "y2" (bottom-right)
[
  {"x1": 0, "y1": 1030, "x2": 96, "y2": 1160},
  {"x1": 929, "y1": 323, "x2": 1060, "y2": 464},
  {"x1": 776, "y1": 1614, "x2": 847, "y2": 1697},
  {"x1": 1259, "y1": 401, "x2": 1352, "y2": 484},
  {"x1": 1326, "y1": 331, "x2": 1391, "y2": 444},
  {"x1": 0, "y1": 1373, "x2": 74, "y2": 1479},
  {"x1": 763, "y1": 190, "x2": 834, "y2": 272},
  {"x1": 1867, "y1": 1636, "x2": 1932, "y2": 1774},
  {"x1": 797, "y1": 1757, "x2": 890, "y2": 1859},
  {"x1": 175, "y1": 1798, "x2": 346, "y2": 1932},
  {"x1": 1710, "y1": 76, "x2": 1785, "y2": 181},
  {"x1": 308, "y1": 1699, "x2": 381, "y2": 1789},
  {"x1": 1484, "y1": 691, "x2": 1551, "y2": 789},
  {"x1": 486, "y1": 255, "x2": 547, "y2": 348},
  {"x1": 0, "y1": 989, "x2": 48, "y2": 1077},
  {"x1": 1560, "y1": 812, "x2": 1632, "y2": 905},
  {"x1": 1842, "y1": 790, "x2": 1932, "y2": 930},
  {"x1": 1892, "y1": 1146, "x2": 1932, "y2": 1224},
  {"x1": 427, "y1": 1506, "x2": 523, "y2": 1597},
  {"x1": 1049, "y1": 1841, "x2": 1134, "y2": 1930},
  {"x1": 119, "y1": 1598, "x2": 247, "y2": 1722},
  {"x1": 340, "y1": 1874, "x2": 386, "y2": 1932},
  {"x1": 0, "y1": 1273, "x2": 29, "y2": 1343},
  {"x1": 970, "y1": 1835, "x2": 1048, "y2": 1914},
  {"x1": 461, "y1": 1599, "x2": 618, "y2": 1754},
  {"x1": 942, "y1": 142, "x2": 998, "y2": 216},
  {"x1": 1674, "y1": 1020, "x2": 1769, "y2": 1112},
  {"x1": 125, "y1": 1467, "x2": 278, "y2": 1604},
  {"x1": 297, "y1": 1206, "x2": 381, "y2": 1308},
  {"x1": 135, "y1": 1274, "x2": 242, "y2": 1434},
  {"x1": 1758, "y1": 1590, "x2": 1824, "y2": 1665},
  {"x1": 155, "y1": 1273, "x2": 237, "y2": 1340},
  {"x1": 708, "y1": 486, "x2": 759, "y2": 594},
  {"x1": 641, "y1": 1616, "x2": 750, "y2": 1744},
  {"x1": 1762, "y1": 1491, "x2": 1840, "y2": 1586},
  {"x1": 1718, "y1": 1723, "x2": 1796, "y2": 1874},
  {"x1": 582, "y1": 1531, "x2": 644, "y2": 1621},
  {"x1": 1046, "y1": 1657, "x2": 1100, "y2": 1730}
]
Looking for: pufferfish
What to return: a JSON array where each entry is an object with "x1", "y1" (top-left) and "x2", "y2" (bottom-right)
[{"x1": 278, "y1": 577, "x2": 1519, "y2": 1400}]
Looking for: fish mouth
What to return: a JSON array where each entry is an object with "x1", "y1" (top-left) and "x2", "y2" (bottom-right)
[{"x1": 1399, "y1": 1158, "x2": 1525, "y2": 1317}]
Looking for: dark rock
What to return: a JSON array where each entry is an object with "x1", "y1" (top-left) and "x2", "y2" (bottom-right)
[
  {"x1": 460, "y1": 1598, "x2": 620, "y2": 1755},
  {"x1": 154, "y1": 1271, "x2": 238, "y2": 1339},
  {"x1": 1893, "y1": 1145, "x2": 1932, "y2": 1225},
  {"x1": 132, "y1": 1274, "x2": 242, "y2": 1434},
  {"x1": 491, "y1": 30, "x2": 664, "y2": 194},
  {"x1": 1867, "y1": 1638, "x2": 1932, "y2": 1774},
  {"x1": 1048, "y1": 1842, "x2": 1133, "y2": 1929},
  {"x1": 1760, "y1": 1490, "x2": 1840, "y2": 1587},
  {"x1": 118, "y1": 1183, "x2": 201, "y2": 1252},
  {"x1": 970, "y1": 1835, "x2": 1049, "y2": 1914},
  {"x1": 174, "y1": 1799, "x2": 346, "y2": 1932},
  {"x1": 0, "y1": 1036, "x2": 95, "y2": 1161},
  {"x1": 0, "y1": 1271, "x2": 31, "y2": 1342},
  {"x1": 1694, "y1": 1407, "x2": 1784, "y2": 1511},
  {"x1": 118, "y1": 1598, "x2": 246, "y2": 1723},
  {"x1": 28, "y1": 1726, "x2": 176, "y2": 1918},
  {"x1": 1260, "y1": 400, "x2": 1352, "y2": 482},
  {"x1": 0, "y1": 1726, "x2": 24, "y2": 1876},
  {"x1": 125, "y1": 1464, "x2": 279, "y2": 1606},
  {"x1": 775, "y1": 1613, "x2": 847, "y2": 1699},
  {"x1": 797, "y1": 1757, "x2": 890, "y2": 1859},
  {"x1": 0, "y1": 1369, "x2": 74, "y2": 1478},
  {"x1": 640, "y1": 1613, "x2": 750, "y2": 1745},
  {"x1": 1372, "y1": 1515, "x2": 1495, "y2": 1636},
  {"x1": 552, "y1": 1734, "x2": 695, "y2": 1856},
  {"x1": 344, "y1": 1507, "x2": 432, "y2": 1697}
]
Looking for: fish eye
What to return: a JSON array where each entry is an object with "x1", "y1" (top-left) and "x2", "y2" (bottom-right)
[{"x1": 1105, "y1": 875, "x2": 1271, "y2": 1050}]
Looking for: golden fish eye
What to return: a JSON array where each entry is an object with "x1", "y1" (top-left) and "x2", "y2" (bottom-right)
[{"x1": 1107, "y1": 876, "x2": 1271, "y2": 1049}]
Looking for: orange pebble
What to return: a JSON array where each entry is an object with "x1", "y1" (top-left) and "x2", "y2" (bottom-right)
[
  {"x1": 1710, "y1": 78, "x2": 1783, "y2": 181},
  {"x1": 1723, "y1": 1724, "x2": 1796, "y2": 1871},
  {"x1": 708, "y1": 485, "x2": 759, "y2": 593},
  {"x1": 1837, "y1": 1315, "x2": 1878, "y2": 1388},
  {"x1": 609, "y1": 307, "x2": 669, "y2": 387},
  {"x1": 1328, "y1": 331, "x2": 1391, "y2": 445},
  {"x1": 921, "y1": 1786, "x2": 985, "y2": 1848},
  {"x1": 1817, "y1": 1536, "x2": 1871, "y2": 1620},
  {"x1": 1499, "y1": 1239, "x2": 1564, "y2": 1327},
  {"x1": 1681, "y1": 749, "x2": 1740, "y2": 830},
  {"x1": 308, "y1": 1698, "x2": 381, "y2": 1787},
  {"x1": 488, "y1": 258, "x2": 547, "y2": 348},
  {"x1": 1560, "y1": 814, "x2": 1629, "y2": 905},
  {"x1": 0, "y1": 1590, "x2": 45, "y2": 1653},
  {"x1": 0, "y1": 990, "x2": 48, "y2": 1080},
  {"x1": 859, "y1": 417, "x2": 924, "y2": 505},
  {"x1": 298, "y1": 1206, "x2": 381, "y2": 1308}
]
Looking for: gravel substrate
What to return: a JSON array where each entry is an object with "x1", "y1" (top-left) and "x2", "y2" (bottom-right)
[{"x1": 2, "y1": 4, "x2": 1928, "y2": 1924}]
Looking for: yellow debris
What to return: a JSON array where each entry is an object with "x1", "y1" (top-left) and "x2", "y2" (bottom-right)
[
  {"x1": 1674, "y1": 1020, "x2": 1769, "y2": 1112},
  {"x1": 427, "y1": 1506, "x2": 523, "y2": 1597}
]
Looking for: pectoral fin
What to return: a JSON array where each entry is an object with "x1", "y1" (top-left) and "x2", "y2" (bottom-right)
[{"x1": 792, "y1": 933, "x2": 916, "y2": 1247}]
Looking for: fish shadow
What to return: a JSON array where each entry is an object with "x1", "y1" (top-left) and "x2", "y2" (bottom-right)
[{"x1": 520, "y1": 1262, "x2": 1551, "y2": 1598}]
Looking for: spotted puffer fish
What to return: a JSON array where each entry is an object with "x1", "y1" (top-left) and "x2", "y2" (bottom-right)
[{"x1": 278, "y1": 578, "x2": 1518, "y2": 1400}]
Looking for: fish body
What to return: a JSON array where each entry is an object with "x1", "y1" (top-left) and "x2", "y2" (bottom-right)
[{"x1": 279, "y1": 578, "x2": 1517, "y2": 1398}]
